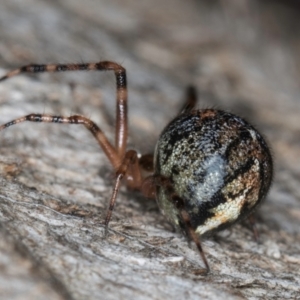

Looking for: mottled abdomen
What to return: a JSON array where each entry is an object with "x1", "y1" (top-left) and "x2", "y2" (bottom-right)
[{"x1": 154, "y1": 109, "x2": 273, "y2": 236}]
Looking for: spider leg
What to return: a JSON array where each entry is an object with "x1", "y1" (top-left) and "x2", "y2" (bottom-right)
[
  {"x1": 0, "y1": 113, "x2": 121, "y2": 169},
  {"x1": 178, "y1": 208, "x2": 210, "y2": 273},
  {"x1": 104, "y1": 149, "x2": 142, "y2": 235},
  {"x1": 0, "y1": 61, "x2": 128, "y2": 158},
  {"x1": 151, "y1": 175, "x2": 210, "y2": 273},
  {"x1": 179, "y1": 85, "x2": 198, "y2": 114}
]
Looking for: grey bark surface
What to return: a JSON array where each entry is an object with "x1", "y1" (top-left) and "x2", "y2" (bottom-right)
[{"x1": 0, "y1": 0, "x2": 300, "y2": 299}]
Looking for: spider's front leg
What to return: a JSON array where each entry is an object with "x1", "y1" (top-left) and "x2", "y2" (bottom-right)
[
  {"x1": 0, "y1": 113, "x2": 142, "y2": 233},
  {"x1": 0, "y1": 61, "x2": 128, "y2": 159},
  {"x1": 141, "y1": 175, "x2": 210, "y2": 273},
  {"x1": 0, "y1": 113, "x2": 121, "y2": 168},
  {"x1": 103, "y1": 149, "x2": 143, "y2": 235},
  {"x1": 0, "y1": 60, "x2": 135, "y2": 237}
]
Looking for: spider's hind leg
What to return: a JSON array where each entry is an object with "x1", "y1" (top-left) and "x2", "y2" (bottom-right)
[
  {"x1": 148, "y1": 175, "x2": 210, "y2": 273},
  {"x1": 179, "y1": 86, "x2": 198, "y2": 114}
]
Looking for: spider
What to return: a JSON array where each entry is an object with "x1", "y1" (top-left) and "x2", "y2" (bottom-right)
[{"x1": 0, "y1": 61, "x2": 273, "y2": 273}]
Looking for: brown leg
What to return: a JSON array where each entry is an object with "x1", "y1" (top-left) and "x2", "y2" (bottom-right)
[
  {"x1": 0, "y1": 113, "x2": 121, "y2": 169},
  {"x1": 180, "y1": 208, "x2": 210, "y2": 273},
  {"x1": 103, "y1": 150, "x2": 141, "y2": 234},
  {"x1": 126, "y1": 154, "x2": 143, "y2": 190},
  {"x1": 138, "y1": 154, "x2": 156, "y2": 199},
  {"x1": 151, "y1": 175, "x2": 210, "y2": 273},
  {"x1": 179, "y1": 85, "x2": 198, "y2": 114},
  {"x1": 0, "y1": 61, "x2": 128, "y2": 159}
]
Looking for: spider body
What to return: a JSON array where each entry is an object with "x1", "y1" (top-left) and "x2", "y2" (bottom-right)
[
  {"x1": 154, "y1": 109, "x2": 272, "y2": 237},
  {"x1": 0, "y1": 62, "x2": 273, "y2": 272}
]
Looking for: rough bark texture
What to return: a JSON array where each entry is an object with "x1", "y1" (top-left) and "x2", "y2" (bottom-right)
[{"x1": 0, "y1": 0, "x2": 300, "y2": 299}]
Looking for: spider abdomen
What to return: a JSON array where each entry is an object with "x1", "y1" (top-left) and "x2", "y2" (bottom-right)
[{"x1": 154, "y1": 109, "x2": 273, "y2": 236}]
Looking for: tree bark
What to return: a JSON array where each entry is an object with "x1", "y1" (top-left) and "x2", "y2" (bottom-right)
[{"x1": 0, "y1": 0, "x2": 300, "y2": 299}]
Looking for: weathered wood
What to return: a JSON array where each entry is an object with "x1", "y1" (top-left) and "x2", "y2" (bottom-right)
[{"x1": 0, "y1": 0, "x2": 300, "y2": 299}]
